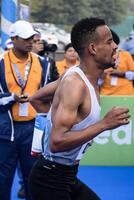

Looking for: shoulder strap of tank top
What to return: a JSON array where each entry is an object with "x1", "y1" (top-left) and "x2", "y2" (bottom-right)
[
  {"x1": 70, "y1": 67, "x2": 94, "y2": 91},
  {"x1": 74, "y1": 67, "x2": 100, "y2": 108}
]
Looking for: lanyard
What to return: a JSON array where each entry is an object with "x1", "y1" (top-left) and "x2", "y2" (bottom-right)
[
  {"x1": 8, "y1": 52, "x2": 32, "y2": 94},
  {"x1": 13, "y1": 61, "x2": 31, "y2": 93}
]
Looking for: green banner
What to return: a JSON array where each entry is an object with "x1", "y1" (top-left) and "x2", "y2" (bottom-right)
[{"x1": 81, "y1": 96, "x2": 134, "y2": 166}]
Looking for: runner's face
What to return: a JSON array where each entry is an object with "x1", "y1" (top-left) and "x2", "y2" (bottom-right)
[{"x1": 94, "y1": 25, "x2": 118, "y2": 69}]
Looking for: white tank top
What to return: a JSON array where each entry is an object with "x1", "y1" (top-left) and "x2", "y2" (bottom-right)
[{"x1": 42, "y1": 66, "x2": 101, "y2": 165}]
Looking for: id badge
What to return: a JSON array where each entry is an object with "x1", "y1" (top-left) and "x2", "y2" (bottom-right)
[
  {"x1": 110, "y1": 76, "x2": 118, "y2": 86},
  {"x1": 19, "y1": 103, "x2": 29, "y2": 116}
]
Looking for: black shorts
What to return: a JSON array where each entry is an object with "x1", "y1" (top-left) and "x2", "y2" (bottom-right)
[{"x1": 29, "y1": 156, "x2": 101, "y2": 200}]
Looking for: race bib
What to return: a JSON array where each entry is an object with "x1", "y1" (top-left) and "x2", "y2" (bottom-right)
[
  {"x1": 75, "y1": 141, "x2": 93, "y2": 163},
  {"x1": 31, "y1": 114, "x2": 47, "y2": 156}
]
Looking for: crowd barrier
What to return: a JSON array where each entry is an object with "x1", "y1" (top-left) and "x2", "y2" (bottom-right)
[{"x1": 81, "y1": 96, "x2": 134, "y2": 166}]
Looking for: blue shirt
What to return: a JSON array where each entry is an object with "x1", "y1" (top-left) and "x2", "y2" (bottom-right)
[{"x1": 122, "y1": 33, "x2": 134, "y2": 55}]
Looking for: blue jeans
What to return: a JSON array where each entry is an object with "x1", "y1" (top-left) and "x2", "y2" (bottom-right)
[
  {"x1": 0, "y1": 120, "x2": 37, "y2": 200},
  {"x1": 17, "y1": 161, "x2": 24, "y2": 186}
]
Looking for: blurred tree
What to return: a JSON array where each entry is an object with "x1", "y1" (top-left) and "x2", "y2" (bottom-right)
[
  {"x1": 27, "y1": 0, "x2": 128, "y2": 27},
  {"x1": 21, "y1": 0, "x2": 29, "y2": 5},
  {"x1": 30, "y1": 0, "x2": 66, "y2": 24},
  {"x1": 128, "y1": 0, "x2": 134, "y2": 14},
  {"x1": 62, "y1": 0, "x2": 91, "y2": 25},
  {"x1": 30, "y1": 0, "x2": 92, "y2": 25},
  {"x1": 89, "y1": 0, "x2": 128, "y2": 25}
]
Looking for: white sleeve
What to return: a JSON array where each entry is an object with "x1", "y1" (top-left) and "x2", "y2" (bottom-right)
[
  {"x1": 0, "y1": 93, "x2": 15, "y2": 105},
  {"x1": 125, "y1": 71, "x2": 134, "y2": 80}
]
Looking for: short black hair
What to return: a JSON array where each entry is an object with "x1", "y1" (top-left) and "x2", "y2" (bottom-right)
[
  {"x1": 64, "y1": 43, "x2": 73, "y2": 52},
  {"x1": 110, "y1": 29, "x2": 120, "y2": 45},
  {"x1": 71, "y1": 17, "x2": 105, "y2": 57},
  {"x1": 34, "y1": 29, "x2": 41, "y2": 37}
]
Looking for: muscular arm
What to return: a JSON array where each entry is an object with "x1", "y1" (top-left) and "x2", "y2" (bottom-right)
[
  {"x1": 29, "y1": 78, "x2": 61, "y2": 113},
  {"x1": 50, "y1": 75, "x2": 130, "y2": 153}
]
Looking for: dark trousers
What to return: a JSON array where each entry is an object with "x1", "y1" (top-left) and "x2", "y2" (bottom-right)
[
  {"x1": 0, "y1": 120, "x2": 37, "y2": 200},
  {"x1": 29, "y1": 156, "x2": 101, "y2": 200}
]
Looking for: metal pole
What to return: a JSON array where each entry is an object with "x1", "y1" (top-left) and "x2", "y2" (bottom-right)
[{"x1": 17, "y1": 0, "x2": 21, "y2": 19}]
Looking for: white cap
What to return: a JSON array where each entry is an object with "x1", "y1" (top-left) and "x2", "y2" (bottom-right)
[{"x1": 9, "y1": 20, "x2": 36, "y2": 39}]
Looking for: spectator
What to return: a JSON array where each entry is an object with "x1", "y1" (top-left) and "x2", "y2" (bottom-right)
[
  {"x1": 0, "y1": 20, "x2": 52, "y2": 200},
  {"x1": 32, "y1": 31, "x2": 59, "y2": 82},
  {"x1": 32, "y1": 31, "x2": 44, "y2": 54},
  {"x1": 4, "y1": 37, "x2": 26, "y2": 200},
  {"x1": 56, "y1": 43, "x2": 79, "y2": 76},
  {"x1": 121, "y1": 23, "x2": 134, "y2": 60},
  {"x1": 100, "y1": 29, "x2": 134, "y2": 95}
]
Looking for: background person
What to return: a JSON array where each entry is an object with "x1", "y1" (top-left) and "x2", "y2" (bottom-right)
[
  {"x1": 32, "y1": 31, "x2": 44, "y2": 54},
  {"x1": 100, "y1": 29, "x2": 134, "y2": 95},
  {"x1": 0, "y1": 20, "x2": 52, "y2": 200},
  {"x1": 29, "y1": 17, "x2": 130, "y2": 200},
  {"x1": 56, "y1": 43, "x2": 79, "y2": 76},
  {"x1": 3, "y1": 37, "x2": 26, "y2": 199},
  {"x1": 32, "y1": 31, "x2": 59, "y2": 82},
  {"x1": 121, "y1": 23, "x2": 134, "y2": 60}
]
